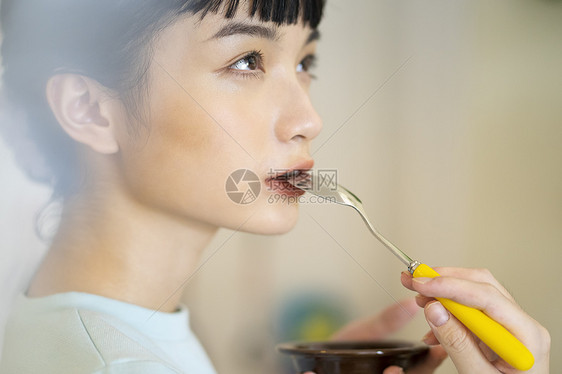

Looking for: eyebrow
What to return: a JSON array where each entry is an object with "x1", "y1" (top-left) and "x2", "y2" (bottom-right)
[
  {"x1": 209, "y1": 21, "x2": 321, "y2": 45},
  {"x1": 306, "y1": 29, "x2": 321, "y2": 45},
  {"x1": 210, "y1": 22, "x2": 280, "y2": 41}
]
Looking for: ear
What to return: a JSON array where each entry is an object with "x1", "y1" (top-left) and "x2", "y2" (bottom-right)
[{"x1": 46, "y1": 74, "x2": 120, "y2": 154}]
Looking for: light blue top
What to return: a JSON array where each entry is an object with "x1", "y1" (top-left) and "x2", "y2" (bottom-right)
[{"x1": 0, "y1": 292, "x2": 217, "y2": 374}]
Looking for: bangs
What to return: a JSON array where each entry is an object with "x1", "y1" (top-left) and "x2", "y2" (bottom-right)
[{"x1": 181, "y1": 0, "x2": 325, "y2": 29}]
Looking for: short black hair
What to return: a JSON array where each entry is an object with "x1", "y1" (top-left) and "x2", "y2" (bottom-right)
[{"x1": 0, "y1": 0, "x2": 325, "y2": 198}]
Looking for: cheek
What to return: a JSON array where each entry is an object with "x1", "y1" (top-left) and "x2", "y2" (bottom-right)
[
  {"x1": 114, "y1": 63, "x2": 285, "y2": 228},
  {"x1": 211, "y1": 105, "x2": 274, "y2": 160},
  {"x1": 119, "y1": 107, "x2": 225, "y2": 201},
  {"x1": 114, "y1": 89, "x2": 270, "y2": 221}
]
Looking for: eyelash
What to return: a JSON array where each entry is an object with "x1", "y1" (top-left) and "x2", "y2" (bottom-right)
[
  {"x1": 227, "y1": 50, "x2": 265, "y2": 79},
  {"x1": 226, "y1": 50, "x2": 318, "y2": 80},
  {"x1": 298, "y1": 55, "x2": 318, "y2": 79}
]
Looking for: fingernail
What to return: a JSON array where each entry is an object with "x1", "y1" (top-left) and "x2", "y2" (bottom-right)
[
  {"x1": 400, "y1": 272, "x2": 410, "y2": 282},
  {"x1": 426, "y1": 302, "x2": 450, "y2": 327},
  {"x1": 413, "y1": 277, "x2": 431, "y2": 285},
  {"x1": 421, "y1": 331, "x2": 433, "y2": 344}
]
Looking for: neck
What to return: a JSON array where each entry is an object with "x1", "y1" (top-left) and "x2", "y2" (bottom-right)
[{"x1": 27, "y1": 187, "x2": 217, "y2": 313}]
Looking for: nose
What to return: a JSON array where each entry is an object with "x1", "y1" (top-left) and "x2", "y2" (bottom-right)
[{"x1": 274, "y1": 79, "x2": 323, "y2": 143}]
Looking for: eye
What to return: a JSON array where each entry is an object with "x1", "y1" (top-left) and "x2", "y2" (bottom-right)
[
  {"x1": 230, "y1": 50, "x2": 264, "y2": 72},
  {"x1": 296, "y1": 54, "x2": 317, "y2": 74}
]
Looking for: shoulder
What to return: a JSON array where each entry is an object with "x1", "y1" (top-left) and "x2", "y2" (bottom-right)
[{"x1": 1, "y1": 307, "x2": 179, "y2": 374}]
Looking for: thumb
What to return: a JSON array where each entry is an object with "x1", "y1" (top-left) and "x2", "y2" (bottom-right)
[{"x1": 424, "y1": 301, "x2": 494, "y2": 373}]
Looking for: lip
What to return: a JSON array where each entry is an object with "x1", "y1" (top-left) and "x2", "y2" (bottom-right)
[
  {"x1": 266, "y1": 159, "x2": 314, "y2": 180},
  {"x1": 265, "y1": 159, "x2": 314, "y2": 196}
]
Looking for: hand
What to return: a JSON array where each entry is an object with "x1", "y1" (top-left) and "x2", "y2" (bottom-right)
[
  {"x1": 330, "y1": 298, "x2": 419, "y2": 341},
  {"x1": 303, "y1": 299, "x2": 447, "y2": 374},
  {"x1": 401, "y1": 267, "x2": 551, "y2": 373}
]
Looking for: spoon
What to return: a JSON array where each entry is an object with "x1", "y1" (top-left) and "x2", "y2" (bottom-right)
[{"x1": 289, "y1": 171, "x2": 534, "y2": 371}]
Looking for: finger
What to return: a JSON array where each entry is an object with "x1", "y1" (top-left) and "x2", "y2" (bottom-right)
[
  {"x1": 383, "y1": 366, "x2": 404, "y2": 374},
  {"x1": 476, "y1": 341, "x2": 520, "y2": 372},
  {"x1": 478, "y1": 340, "x2": 498, "y2": 362},
  {"x1": 411, "y1": 276, "x2": 536, "y2": 338},
  {"x1": 421, "y1": 330, "x2": 439, "y2": 346},
  {"x1": 404, "y1": 267, "x2": 514, "y2": 303},
  {"x1": 406, "y1": 269, "x2": 527, "y2": 338},
  {"x1": 407, "y1": 345, "x2": 448, "y2": 374},
  {"x1": 430, "y1": 267, "x2": 514, "y2": 302},
  {"x1": 403, "y1": 273, "x2": 435, "y2": 308},
  {"x1": 424, "y1": 301, "x2": 496, "y2": 373},
  {"x1": 331, "y1": 299, "x2": 418, "y2": 341},
  {"x1": 401, "y1": 271, "x2": 415, "y2": 291},
  {"x1": 415, "y1": 293, "x2": 434, "y2": 308}
]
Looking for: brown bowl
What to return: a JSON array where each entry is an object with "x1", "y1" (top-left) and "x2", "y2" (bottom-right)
[{"x1": 277, "y1": 340, "x2": 429, "y2": 374}]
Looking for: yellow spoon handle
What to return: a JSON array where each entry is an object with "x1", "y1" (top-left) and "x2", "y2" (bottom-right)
[{"x1": 412, "y1": 263, "x2": 534, "y2": 371}]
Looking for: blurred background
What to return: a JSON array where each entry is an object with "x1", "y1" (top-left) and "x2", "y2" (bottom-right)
[{"x1": 1, "y1": 0, "x2": 561, "y2": 373}]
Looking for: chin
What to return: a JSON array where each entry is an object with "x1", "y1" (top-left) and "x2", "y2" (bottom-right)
[{"x1": 234, "y1": 199, "x2": 300, "y2": 235}]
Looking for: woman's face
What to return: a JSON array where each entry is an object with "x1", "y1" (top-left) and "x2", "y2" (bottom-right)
[{"x1": 114, "y1": 9, "x2": 322, "y2": 234}]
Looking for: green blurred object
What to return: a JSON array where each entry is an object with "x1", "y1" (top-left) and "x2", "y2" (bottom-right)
[
  {"x1": 276, "y1": 291, "x2": 347, "y2": 343},
  {"x1": 276, "y1": 292, "x2": 348, "y2": 374}
]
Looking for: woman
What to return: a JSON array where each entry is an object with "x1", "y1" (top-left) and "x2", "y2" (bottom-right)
[{"x1": 0, "y1": 0, "x2": 550, "y2": 373}]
